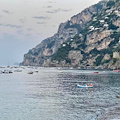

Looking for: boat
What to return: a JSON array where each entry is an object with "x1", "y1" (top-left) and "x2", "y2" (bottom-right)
[
  {"x1": 113, "y1": 70, "x2": 120, "y2": 72},
  {"x1": 77, "y1": 84, "x2": 93, "y2": 88},
  {"x1": 14, "y1": 70, "x2": 22, "y2": 72},
  {"x1": 94, "y1": 71, "x2": 99, "y2": 74},
  {"x1": 28, "y1": 72, "x2": 33, "y2": 74},
  {"x1": 2, "y1": 70, "x2": 13, "y2": 74}
]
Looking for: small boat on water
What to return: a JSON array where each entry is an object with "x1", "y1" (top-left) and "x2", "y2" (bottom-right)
[
  {"x1": 94, "y1": 72, "x2": 99, "y2": 74},
  {"x1": 28, "y1": 72, "x2": 33, "y2": 74},
  {"x1": 2, "y1": 70, "x2": 13, "y2": 74},
  {"x1": 14, "y1": 70, "x2": 22, "y2": 72},
  {"x1": 77, "y1": 84, "x2": 93, "y2": 88},
  {"x1": 113, "y1": 70, "x2": 120, "y2": 72}
]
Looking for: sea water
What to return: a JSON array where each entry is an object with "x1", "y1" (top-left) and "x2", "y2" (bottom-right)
[{"x1": 0, "y1": 67, "x2": 120, "y2": 120}]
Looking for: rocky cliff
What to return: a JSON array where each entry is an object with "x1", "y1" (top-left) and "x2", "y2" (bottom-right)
[{"x1": 21, "y1": 0, "x2": 120, "y2": 69}]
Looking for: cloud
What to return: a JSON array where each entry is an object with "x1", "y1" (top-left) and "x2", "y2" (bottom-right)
[
  {"x1": 16, "y1": 30, "x2": 33, "y2": 37},
  {"x1": 43, "y1": 5, "x2": 52, "y2": 9},
  {"x1": 37, "y1": 22, "x2": 46, "y2": 24},
  {"x1": 61, "y1": 9, "x2": 72, "y2": 12},
  {"x1": 24, "y1": 33, "x2": 32, "y2": 36},
  {"x1": 0, "y1": 24, "x2": 3, "y2": 26},
  {"x1": 47, "y1": 9, "x2": 60, "y2": 13},
  {"x1": 33, "y1": 16, "x2": 49, "y2": 19},
  {"x1": 5, "y1": 24, "x2": 21, "y2": 29},
  {"x1": 0, "y1": 23, "x2": 21, "y2": 29},
  {"x1": 2, "y1": 10, "x2": 12, "y2": 14},
  {"x1": 46, "y1": 8, "x2": 72, "y2": 13},
  {"x1": 16, "y1": 30, "x2": 23, "y2": 34},
  {"x1": 47, "y1": 6, "x2": 52, "y2": 8},
  {"x1": 27, "y1": 28, "x2": 33, "y2": 31},
  {"x1": 48, "y1": 1, "x2": 56, "y2": 4},
  {"x1": 19, "y1": 19, "x2": 26, "y2": 23}
]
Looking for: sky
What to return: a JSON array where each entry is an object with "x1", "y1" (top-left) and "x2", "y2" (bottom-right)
[{"x1": 0, "y1": 0, "x2": 101, "y2": 65}]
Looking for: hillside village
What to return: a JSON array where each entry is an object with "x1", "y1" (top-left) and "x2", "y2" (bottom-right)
[{"x1": 21, "y1": 0, "x2": 120, "y2": 69}]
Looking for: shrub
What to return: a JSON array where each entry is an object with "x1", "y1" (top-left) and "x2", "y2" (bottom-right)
[
  {"x1": 53, "y1": 44, "x2": 73, "y2": 63},
  {"x1": 94, "y1": 3, "x2": 103, "y2": 10},
  {"x1": 102, "y1": 59, "x2": 110, "y2": 65},
  {"x1": 107, "y1": 1, "x2": 115, "y2": 7},
  {"x1": 108, "y1": 23, "x2": 119, "y2": 30},
  {"x1": 89, "y1": 48, "x2": 100, "y2": 55},
  {"x1": 100, "y1": 48, "x2": 112, "y2": 55},
  {"x1": 109, "y1": 32, "x2": 120, "y2": 47},
  {"x1": 64, "y1": 21, "x2": 82, "y2": 32},
  {"x1": 47, "y1": 41, "x2": 55, "y2": 48},
  {"x1": 113, "y1": 44, "x2": 120, "y2": 52},
  {"x1": 94, "y1": 55, "x2": 104, "y2": 66},
  {"x1": 24, "y1": 54, "x2": 32, "y2": 59},
  {"x1": 33, "y1": 52, "x2": 38, "y2": 56},
  {"x1": 112, "y1": 58, "x2": 117, "y2": 64}
]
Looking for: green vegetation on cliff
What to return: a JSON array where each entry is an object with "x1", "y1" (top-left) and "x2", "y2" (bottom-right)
[
  {"x1": 22, "y1": 0, "x2": 120, "y2": 69},
  {"x1": 52, "y1": 0, "x2": 120, "y2": 68}
]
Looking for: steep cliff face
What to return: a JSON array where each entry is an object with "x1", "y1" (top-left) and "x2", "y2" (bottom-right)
[
  {"x1": 22, "y1": 0, "x2": 120, "y2": 69},
  {"x1": 51, "y1": 0, "x2": 120, "y2": 69},
  {"x1": 21, "y1": 0, "x2": 106, "y2": 66}
]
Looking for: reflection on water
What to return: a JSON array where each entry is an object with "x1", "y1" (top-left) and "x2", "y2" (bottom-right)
[{"x1": 0, "y1": 68, "x2": 120, "y2": 120}]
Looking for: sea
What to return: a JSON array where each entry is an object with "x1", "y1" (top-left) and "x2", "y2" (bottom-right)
[{"x1": 0, "y1": 67, "x2": 120, "y2": 120}]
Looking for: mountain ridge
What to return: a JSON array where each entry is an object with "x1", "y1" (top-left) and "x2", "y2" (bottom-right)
[{"x1": 21, "y1": 0, "x2": 120, "y2": 69}]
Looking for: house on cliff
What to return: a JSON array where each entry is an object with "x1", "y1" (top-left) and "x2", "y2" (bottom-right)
[{"x1": 113, "y1": 52, "x2": 120, "y2": 59}]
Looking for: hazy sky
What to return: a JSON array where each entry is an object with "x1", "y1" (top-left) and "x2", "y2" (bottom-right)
[{"x1": 0, "y1": 0, "x2": 100, "y2": 65}]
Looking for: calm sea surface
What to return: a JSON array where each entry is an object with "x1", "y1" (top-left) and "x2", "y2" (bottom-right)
[{"x1": 0, "y1": 67, "x2": 120, "y2": 120}]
